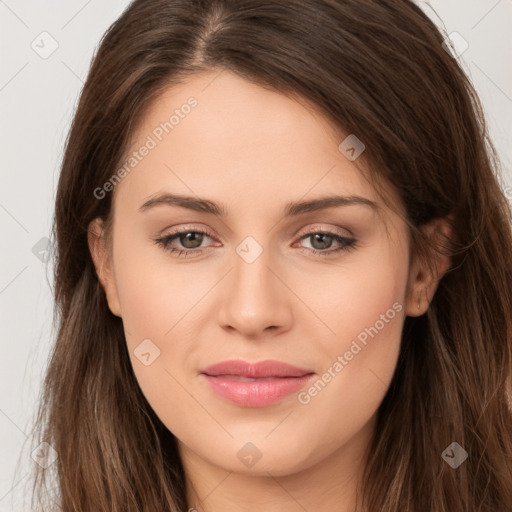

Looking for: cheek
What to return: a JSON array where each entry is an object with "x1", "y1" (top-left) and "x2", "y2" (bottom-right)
[
  {"x1": 294, "y1": 247, "x2": 407, "y2": 440},
  {"x1": 110, "y1": 232, "x2": 225, "y2": 408},
  {"x1": 303, "y1": 240, "x2": 408, "y2": 352},
  {"x1": 112, "y1": 247, "x2": 200, "y2": 431},
  {"x1": 112, "y1": 232, "x2": 206, "y2": 341}
]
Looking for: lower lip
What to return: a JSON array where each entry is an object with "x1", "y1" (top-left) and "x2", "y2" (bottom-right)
[{"x1": 201, "y1": 374, "x2": 315, "y2": 407}]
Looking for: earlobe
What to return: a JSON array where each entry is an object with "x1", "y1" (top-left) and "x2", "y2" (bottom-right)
[
  {"x1": 87, "y1": 218, "x2": 122, "y2": 318},
  {"x1": 405, "y1": 217, "x2": 453, "y2": 317}
]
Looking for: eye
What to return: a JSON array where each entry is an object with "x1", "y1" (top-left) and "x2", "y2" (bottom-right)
[
  {"x1": 153, "y1": 227, "x2": 358, "y2": 258},
  {"x1": 296, "y1": 231, "x2": 357, "y2": 257},
  {"x1": 154, "y1": 228, "x2": 217, "y2": 258}
]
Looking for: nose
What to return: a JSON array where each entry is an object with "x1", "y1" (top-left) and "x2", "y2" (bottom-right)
[{"x1": 217, "y1": 245, "x2": 293, "y2": 339}]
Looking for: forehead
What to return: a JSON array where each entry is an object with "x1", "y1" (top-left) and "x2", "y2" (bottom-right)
[{"x1": 113, "y1": 69, "x2": 403, "y2": 224}]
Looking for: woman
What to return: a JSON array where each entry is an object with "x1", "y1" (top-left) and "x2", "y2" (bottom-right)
[{"x1": 30, "y1": 0, "x2": 512, "y2": 510}]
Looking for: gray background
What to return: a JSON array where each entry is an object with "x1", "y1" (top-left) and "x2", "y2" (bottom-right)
[{"x1": 1, "y1": 1, "x2": 511, "y2": 510}]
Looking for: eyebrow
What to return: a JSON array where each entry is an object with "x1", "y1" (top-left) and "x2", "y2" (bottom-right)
[{"x1": 138, "y1": 193, "x2": 379, "y2": 216}]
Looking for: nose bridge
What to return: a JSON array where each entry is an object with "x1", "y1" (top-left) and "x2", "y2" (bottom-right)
[
  {"x1": 232, "y1": 235, "x2": 278, "y2": 310},
  {"x1": 218, "y1": 235, "x2": 292, "y2": 336}
]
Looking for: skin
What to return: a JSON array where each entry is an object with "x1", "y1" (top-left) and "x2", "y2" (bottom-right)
[{"x1": 88, "y1": 69, "x2": 451, "y2": 512}]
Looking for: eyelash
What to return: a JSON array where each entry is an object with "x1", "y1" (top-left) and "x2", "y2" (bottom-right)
[{"x1": 154, "y1": 227, "x2": 357, "y2": 258}]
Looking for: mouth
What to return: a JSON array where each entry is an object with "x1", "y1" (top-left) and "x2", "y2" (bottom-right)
[
  {"x1": 207, "y1": 375, "x2": 294, "y2": 381},
  {"x1": 199, "y1": 359, "x2": 315, "y2": 407},
  {"x1": 200, "y1": 359, "x2": 314, "y2": 378}
]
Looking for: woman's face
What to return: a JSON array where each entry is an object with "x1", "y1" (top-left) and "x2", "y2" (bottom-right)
[{"x1": 89, "y1": 69, "x2": 428, "y2": 479}]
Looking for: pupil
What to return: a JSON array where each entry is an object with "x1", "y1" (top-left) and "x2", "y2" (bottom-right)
[
  {"x1": 181, "y1": 232, "x2": 203, "y2": 249},
  {"x1": 312, "y1": 233, "x2": 332, "y2": 250}
]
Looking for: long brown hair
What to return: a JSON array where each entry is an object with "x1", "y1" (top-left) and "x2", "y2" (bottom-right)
[{"x1": 27, "y1": 0, "x2": 512, "y2": 510}]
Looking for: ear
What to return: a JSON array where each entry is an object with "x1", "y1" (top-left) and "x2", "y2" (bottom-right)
[
  {"x1": 405, "y1": 216, "x2": 452, "y2": 317},
  {"x1": 88, "y1": 218, "x2": 122, "y2": 318}
]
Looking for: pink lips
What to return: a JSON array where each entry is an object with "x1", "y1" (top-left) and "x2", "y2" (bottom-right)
[{"x1": 200, "y1": 359, "x2": 315, "y2": 407}]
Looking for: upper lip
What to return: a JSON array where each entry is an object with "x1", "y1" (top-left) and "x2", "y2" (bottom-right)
[{"x1": 200, "y1": 359, "x2": 314, "y2": 378}]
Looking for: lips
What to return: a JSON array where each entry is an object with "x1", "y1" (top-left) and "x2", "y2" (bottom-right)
[
  {"x1": 200, "y1": 359, "x2": 314, "y2": 379},
  {"x1": 200, "y1": 359, "x2": 315, "y2": 407}
]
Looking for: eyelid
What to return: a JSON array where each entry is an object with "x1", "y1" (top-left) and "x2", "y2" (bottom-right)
[
  {"x1": 161, "y1": 224, "x2": 217, "y2": 238},
  {"x1": 294, "y1": 223, "x2": 353, "y2": 239}
]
